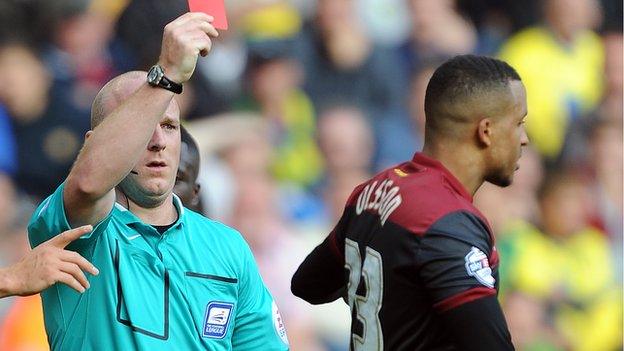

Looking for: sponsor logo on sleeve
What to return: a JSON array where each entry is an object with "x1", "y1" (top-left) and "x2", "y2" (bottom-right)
[
  {"x1": 464, "y1": 247, "x2": 495, "y2": 288},
  {"x1": 202, "y1": 302, "x2": 234, "y2": 339},
  {"x1": 272, "y1": 301, "x2": 289, "y2": 345}
]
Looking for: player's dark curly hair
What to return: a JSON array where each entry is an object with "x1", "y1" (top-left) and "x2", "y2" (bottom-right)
[{"x1": 424, "y1": 55, "x2": 521, "y2": 136}]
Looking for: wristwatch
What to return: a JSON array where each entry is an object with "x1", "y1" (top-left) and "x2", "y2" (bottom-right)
[{"x1": 147, "y1": 65, "x2": 183, "y2": 94}]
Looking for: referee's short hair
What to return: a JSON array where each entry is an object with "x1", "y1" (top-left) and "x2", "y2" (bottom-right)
[{"x1": 424, "y1": 55, "x2": 521, "y2": 138}]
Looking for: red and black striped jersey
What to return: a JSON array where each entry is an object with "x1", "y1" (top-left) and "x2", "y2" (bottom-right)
[{"x1": 292, "y1": 153, "x2": 513, "y2": 351}]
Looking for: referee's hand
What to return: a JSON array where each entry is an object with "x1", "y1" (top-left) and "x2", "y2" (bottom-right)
[
  {"x1": 6, "y1": 225, "x2": 99, "y2": 297},
  {"x1": 158, "y1": 12, "x2": 219, "y2": 84}
]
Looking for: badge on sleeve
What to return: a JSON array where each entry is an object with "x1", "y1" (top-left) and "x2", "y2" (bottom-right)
[
  {"x1": 272, "y1": 301, "x2": 289, "y2": 345},
  {"x1": 203, "y1": 302, "x2": 234, "y2": 339},
  {"x1": 464, "y1": 247, "x2": 495, "y2": 288}
]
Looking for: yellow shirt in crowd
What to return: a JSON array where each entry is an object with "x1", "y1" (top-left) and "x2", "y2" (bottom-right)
[
  {"x1": 499, "y1": 221, "x2": 621, "y2": 351},
  {"x1": 499, "y1": 27, "x2": 604, "y2": 159}
]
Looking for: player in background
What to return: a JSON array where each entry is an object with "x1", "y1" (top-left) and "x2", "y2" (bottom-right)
[
  {"x1": 292, "y1": 55, "x2": 527, "y2": 351},
  {"x1": 173, "y1": 125, "x2": 202, "y2": 212},
  {"x1": 0, "y1": 225, "x2": 97, "y2": 298}
]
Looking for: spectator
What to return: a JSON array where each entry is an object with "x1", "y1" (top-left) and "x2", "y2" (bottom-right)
[
  {"x1": 502, "y1": 291, "x2": 561, "y2": 350},
  {"x1": 296, "y1": 0, "x2": 406, "y2": 119},
  {"x1": 585, "y1": 118, "x2": 623, "y2": 282},
  {"x1": 499, "y1": 0, "x2": 605, "y2": 163},
  {"x1": 402, "y1": 0, "x2": 477, "y2": 70},
  {"x1": 315, "y1": 105, "x2": 374, "y2": 222},
  {"x1": 0, "y1": 42, "x2": 87, "y2": 199},
  {"x1": 0, "y1": 104, "x2": 16, "y2": 175},
  {"x1": 236, "y1": 39, "x2": 324, "y2": 188},
  {"x1": 499, "y1": 170, "x2": 622, "y2": 350},
  {"x1": 216, "y1": 120, "x2": 325, "y2": 351}
]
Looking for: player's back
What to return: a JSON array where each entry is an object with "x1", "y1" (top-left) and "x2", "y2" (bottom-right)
[{"x1": 335, "y1": 153, "x2": 498, "y2": 350}]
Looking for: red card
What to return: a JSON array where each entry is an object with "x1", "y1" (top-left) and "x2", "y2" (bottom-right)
[{"x1": 188, "y1": 0, "x2": 228, "y2": 30}]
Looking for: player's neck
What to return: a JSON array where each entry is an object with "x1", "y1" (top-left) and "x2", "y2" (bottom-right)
[{"x1": 421, "y1": 142, "x2": 484, "y2": 197}]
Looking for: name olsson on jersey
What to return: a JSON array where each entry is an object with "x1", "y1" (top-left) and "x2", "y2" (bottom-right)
[{"x1": 355, "y1": 179, "x2": 402, "y2": 226}]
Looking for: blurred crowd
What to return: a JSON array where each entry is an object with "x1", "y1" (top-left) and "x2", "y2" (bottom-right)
[{"x1": 0, "y1": 0, "x2": 621, "y2": 350}]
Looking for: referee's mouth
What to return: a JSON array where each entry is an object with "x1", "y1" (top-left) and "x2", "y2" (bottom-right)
[{"x1": 146, "y1": 161, "x2": 168, "y2": 171}]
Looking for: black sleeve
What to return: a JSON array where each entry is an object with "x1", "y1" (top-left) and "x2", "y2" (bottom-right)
[
  {"x1": 417, "y1": 210, "x2": 496, "y2": 306},
  {"x1": 439, "y1": 295, "x2": 514, "y2": 350},
  {"x1": 291, "y1": 235, "x2": 345, "y2": 304}
]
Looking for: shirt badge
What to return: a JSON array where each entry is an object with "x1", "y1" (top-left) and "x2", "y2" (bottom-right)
[
  {"x1": 203, "y1": 302, "x2": 233, "y2": 339},
  {"x1": 464, "y1": 247, "x2": 495, "y2": 288},
  {"x1": 272, "y1": 300, "x2": 289, "y2": 345}
]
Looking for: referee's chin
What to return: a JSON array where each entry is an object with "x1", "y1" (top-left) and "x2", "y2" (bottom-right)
[{"x1": 119, "y1": 178, "x2": 174, "y2": 208}]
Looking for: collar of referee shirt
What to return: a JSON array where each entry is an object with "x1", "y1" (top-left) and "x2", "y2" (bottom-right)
[{"x1": 114, "y1": 194, "x2": 186, "y2": 234}]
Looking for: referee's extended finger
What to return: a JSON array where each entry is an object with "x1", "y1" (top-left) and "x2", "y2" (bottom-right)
[
  {"x1": 60, "y1": 262, "x2": 90, "y2": 291},
  {"x1": 62, "y1": 250, "x2": 99, "y2": 276},
  {"x1": 50, "y1": 225, "x2": 93, "y2": 248}
]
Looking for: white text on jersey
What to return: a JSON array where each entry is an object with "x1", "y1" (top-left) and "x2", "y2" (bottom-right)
[{"x1": 355, "y1": 179, "x2": 402, "y2": 226}]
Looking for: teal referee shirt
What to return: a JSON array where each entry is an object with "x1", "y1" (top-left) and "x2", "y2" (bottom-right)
[{"x1": 28, "y1": 183, "x2": 290, "y2": 350}]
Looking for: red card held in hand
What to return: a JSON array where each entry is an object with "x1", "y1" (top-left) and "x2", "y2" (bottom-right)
[{"x1": 187, "y1": 0, "x2": 228, "y2": 30}]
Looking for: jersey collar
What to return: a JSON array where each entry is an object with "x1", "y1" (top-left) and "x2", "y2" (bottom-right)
[{"x1": 411, "y1": 152, "x2": 473, "y2": 202}]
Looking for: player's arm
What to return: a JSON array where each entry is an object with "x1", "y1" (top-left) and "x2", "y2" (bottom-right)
[
  {"x1": 64, "y1": 13, "x2": 218, "y2": 227},
  {"x1": 291, "y1": 202, "x2": 354, "y2": 305},
  {"x1": 290, "y1": 234, "x2": 345, "y2": 304},
  {"x1": 0, "y1": 226, "x2": 98, "y2": 298},
  {"x1": 418, "y1": 211, "x2": 514, "y2": 350},
  {"x1": 291, "y1": 191, "x2": 361, "y2": 304},
  {"x1": 439, "y1": 295, "x2": 513, "y2": 350}
]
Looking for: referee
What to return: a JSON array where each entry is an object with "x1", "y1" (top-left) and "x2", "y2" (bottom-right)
[{"x1": 28, "y1": 13, "x2": 289, "y2": 351}]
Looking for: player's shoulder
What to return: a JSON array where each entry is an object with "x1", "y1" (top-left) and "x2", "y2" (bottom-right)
[{"x1": 346, "y1": 159, "x2": 486, "y2": 235}]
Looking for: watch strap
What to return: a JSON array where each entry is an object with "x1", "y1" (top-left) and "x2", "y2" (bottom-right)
[{"x1": 158, "y1": 75, "x2": 183, "y2": 94}]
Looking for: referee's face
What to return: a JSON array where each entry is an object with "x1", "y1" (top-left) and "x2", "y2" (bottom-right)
[
  {"x1": 485, "y1": 80, "x2": 529, "y2": 187},
  {"x1": 122, "y1": 100, "x2": 182, "y2": 206}
]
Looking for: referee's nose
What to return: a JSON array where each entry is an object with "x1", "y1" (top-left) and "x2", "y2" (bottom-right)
[{"x1": 148, "y1": 126, "x2": 167, "y2": 152}]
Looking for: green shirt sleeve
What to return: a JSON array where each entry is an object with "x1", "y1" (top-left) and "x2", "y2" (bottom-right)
[
  {"x1": 28, "y1": 183, "x2": 113, "y2": 254},
  {"x1": 231, "y1": 242, "x2": 290, "y2": 350}
]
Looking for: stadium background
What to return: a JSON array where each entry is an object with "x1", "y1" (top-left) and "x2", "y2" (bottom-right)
[{"x1": 0, "y1": 0, "x2": 621, "y2": 350}]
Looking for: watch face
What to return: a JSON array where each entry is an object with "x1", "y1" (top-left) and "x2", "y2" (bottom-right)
[{"x1": 147, "y1": 66, "x2": 163, "y2": 84}]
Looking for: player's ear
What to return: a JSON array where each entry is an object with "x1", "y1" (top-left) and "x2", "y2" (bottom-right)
[
  {"x1": 191, "y1": 183, "x2": 201, "y2": 207},
  {"x1": 85, "y1": 130, "x2": 94, "y2": 140},
  {"x1": 477, "y1": 118, "x2": 492, "y2": 147}
]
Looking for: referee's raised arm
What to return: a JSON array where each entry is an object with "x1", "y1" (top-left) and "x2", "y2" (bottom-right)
[{"x1": 63, "y1": 13, "x2": 218, "y2": 227}]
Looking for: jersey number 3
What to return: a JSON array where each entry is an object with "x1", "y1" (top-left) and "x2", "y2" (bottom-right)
[{"x1": 345, "y1": 238, "x2": 384, "y2": 351}]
